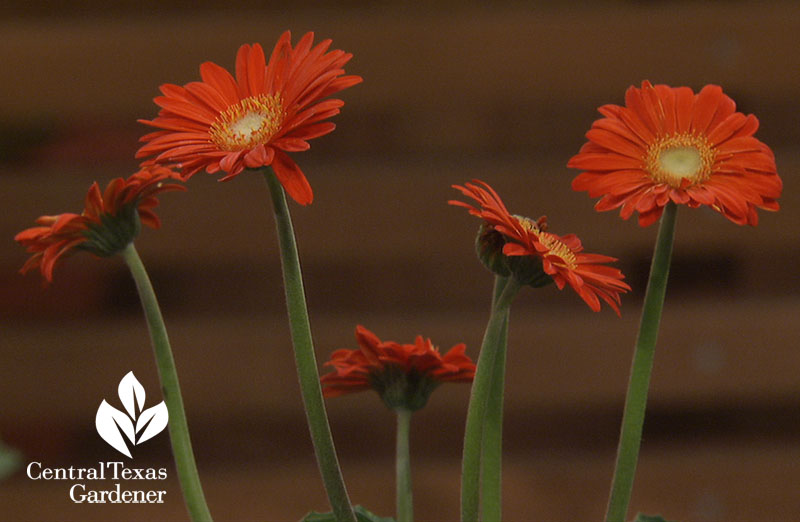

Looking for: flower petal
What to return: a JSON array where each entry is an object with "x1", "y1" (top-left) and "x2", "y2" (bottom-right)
[{"x1": 272, "y1": 151, "x2": 313, "y2": 205}]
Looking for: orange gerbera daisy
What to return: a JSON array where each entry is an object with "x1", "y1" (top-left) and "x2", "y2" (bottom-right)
[
  {"x1": 137, "y1": 31, "x2": 362, "y2": 206},
  {"x1": 321, "y1": 325, "x2": 475, "y2": 411},
  {"x1": 15, "y1": 166, "x2": 184, "y2": 282},
  {"x1": 450, "y1": 180, "x2": 631, "y2": 314},
  {"x1": 568, "y1": 81, "x2": 782, "y2": 226}
]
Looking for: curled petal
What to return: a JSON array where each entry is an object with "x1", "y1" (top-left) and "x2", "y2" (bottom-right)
[
  {"x1": 15, "y1": 167, "x2": 183, "y2": 282},
  {"x1": 450, "y1": 180, "x2": 630, "y2": 314}
]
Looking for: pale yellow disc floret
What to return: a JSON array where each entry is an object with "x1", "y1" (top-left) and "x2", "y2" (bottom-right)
[
  {"x1": 209, "y1": 94, "x2": 284, "y2": 151},
  {"x1": 645, "y1": 133, "x2": 715, "y2": 187}
]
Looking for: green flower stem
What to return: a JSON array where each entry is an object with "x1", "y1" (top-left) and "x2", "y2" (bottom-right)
[
  {"x1": 396, "y1": 408, "x2": 414, "y2": 522},
  {"x1": 480, "y1": 276, "x2": 511, "y2": 522},
  {"x1": 120, "y1": 243, "x2": 212, "y2": 522},
  {"x1": 263, "y1": 171, "x2": 356, "y2": 522},
  {"x1": 461, "y1": 275, "x2": 520, "y2": 522},
  {"x1": 605, "y1": 202, "x2": 678, "y2": 522}
]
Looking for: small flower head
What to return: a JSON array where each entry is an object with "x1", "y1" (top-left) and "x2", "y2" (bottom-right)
[
  {"x1": 137, "y1": 31, "x2": 363, "y2": 206},
  {"x1": 321, "y1": 326, "x2": 476, "y2": 411},
  {"x1": 15, "y1": 166, "x2": 184, "y2": 282},
  {"x1": 450, "y1": 180, "x2": 631, "y2": 314},
  {"x1": 568, "y1": 81, "x2": 782, "y2": 226}
]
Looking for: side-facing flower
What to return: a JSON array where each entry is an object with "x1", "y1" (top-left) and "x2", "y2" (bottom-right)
[
  {"x1": 568, "y1": 80, "x2": 782, "y2": 226},
  {"x1": 15, "y1": 166, "x2": 184, "y2": 282},
  {"x1": 137, "y1": 31, "x2": 362, "y2": 206},
  {"x1": 450, "y1": 180, "x2": 630, "y2": 314},
  {"x1": 321, "y1": 325, "x2": 475, "y2": 411}
]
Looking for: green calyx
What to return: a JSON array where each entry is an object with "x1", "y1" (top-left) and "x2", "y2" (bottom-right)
[
  {"x1": 475, "y1": 225, "x2": 512, "y2": 277},
  {"x1": 475, "y1": 224, "x2": 553, "y2": 289},
  {"x1": 506, "y1": 253, "x2": 553, "y2": 288},
  {"x1": 80, "y1": 203, "x2": 141, "y2": 257},
  {"x1": 369, "y1": 365, "x2": 439, "y2": 412}
]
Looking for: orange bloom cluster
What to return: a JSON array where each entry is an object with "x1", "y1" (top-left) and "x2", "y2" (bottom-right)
[
  {"x1": 137, "y1": 31, "x2": 362, "y2": 206},
  {"x1": 321, "y1": 326, "x2": 475, "y2": 410},
  {"x1": 450, "y1": 180, "x2": 630, "y2": 314},
  {"x1": 15, "y1": 166, "x2": 184, "y2": 282},
  {"x1": 569, "y1": 81, "x2": 782, "y2": 226}
]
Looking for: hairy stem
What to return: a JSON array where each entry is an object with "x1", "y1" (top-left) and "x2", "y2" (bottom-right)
[
  {"x1": 121, "y1": 243, "x2": 213, "y2": 522},
  {"x1": 480, "y1": 276, "x2": 511, "y2": 522},
  {"x1": 263, "y1": 171, "x2": 356, "y2": 522},
  {"x1": 396, "y1": 408, "x2": 414, "y2": 522},
  {"x1": 461, "y1": 276, "x2": 520, "y2": 522},
  {"x1": 605, "y1": 202, "x2": 678, "y2": 522}
]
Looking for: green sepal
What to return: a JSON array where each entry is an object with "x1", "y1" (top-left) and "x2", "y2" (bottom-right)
[
  {"x1": 506, "y1": 253, "x2": 553, "y2": 289},
  {"x1": 475, "y1": 224, "x2": 511, "y2": 277},
  {"x1": 369, "y1": 365, "x2": 439, "y2": 412},
  {"x1": 80, "y1": 203, "x2": 141, "y2": 257},
  {"x1": 632, "y1": 513, "x2": 675, "y2": 522},
  {"x1": 474, "y1": 223, "x2": 554, "y2": 289},
  {"x1": 301, "y1": 505, "x2": 395, "y2": 522}
]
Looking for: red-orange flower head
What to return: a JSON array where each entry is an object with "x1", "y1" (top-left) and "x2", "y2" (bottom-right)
[
  {"x1": 15, "y1": 166, "x2": 185, "y2": 283},
  {"x1": 136, "y1": 31, "x2": 363, "y2": 206},
  {"x1": 569, "y1": 81, "x2": 782, "y2": 227},
  {"x1": 450, "y1": 180, "x2": 631, "y2": 315},
  {"x1": 320, "y1": 326, "x2": 476, "y2": 411}
]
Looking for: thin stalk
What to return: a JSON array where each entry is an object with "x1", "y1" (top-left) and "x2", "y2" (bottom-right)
[
  {"x1": 605, "y1": 202, "x2": 678, "y2": 522},
  {"x1": 120, "y1": 243, "x2": 212, "y2": 522},
  {"x1": 396, "y1": 408, "x2": 414, "y2": 522},
  {"x1": 461, "y1": 276, "x2": 520, "y2": 522},
  {"x1": 480, "y1": 276, "x2": 511, "y2": 522},
  {"x1": 263, "y1": 171, "x2": 356, "y2": 522}
]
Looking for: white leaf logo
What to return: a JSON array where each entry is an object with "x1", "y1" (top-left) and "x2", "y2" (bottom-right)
[
  {"x1": 96, "y1": 400, "x2": 134, "y2": 458},
  {"x1": 95, "y1": 371, "x2": 169, "y2": 458},
  {"x1": 118, "y1": 371, "x2": 146, "y2": 419},
  {"x1": 137, "y1": 402, "x2": 169, "y2": 444}
]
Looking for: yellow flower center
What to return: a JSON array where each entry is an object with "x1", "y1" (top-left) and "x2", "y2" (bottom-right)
[
  {"x1": 209, "y1": 94, "x2": 284, "y2": 151},
  {"x1": 645, "y1": 133, "x2": 715, "y2": 187},
  {"x1": 516, "y1": 216, "x2": 577, "y2": 269}
]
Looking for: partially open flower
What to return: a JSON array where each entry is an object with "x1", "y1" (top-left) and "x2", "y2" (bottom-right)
[
  {"x1": 450, "y1": 180, "x2": 631, "y2": 314},
  {"x1": 568, "y1": 81, "x2": 782, "y2": 226},
  {"x1": 137, "y1": 31, "x2": 362, "y2": 206},
  {"x1": 15, "y1": 166, "x2": 184, "y2": 282},
  {"x1": 321, "y1": 326, "x2": 475, "y2": 411}
]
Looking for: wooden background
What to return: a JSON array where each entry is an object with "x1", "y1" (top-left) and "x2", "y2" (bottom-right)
[{"x1": 1, "y1": 2, "x2": 799, "y2": 520}]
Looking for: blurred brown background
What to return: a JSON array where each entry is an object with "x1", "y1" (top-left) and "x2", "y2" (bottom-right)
[{"x1": 1, "y1": 1, "x2": 799, "y2": 521}]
